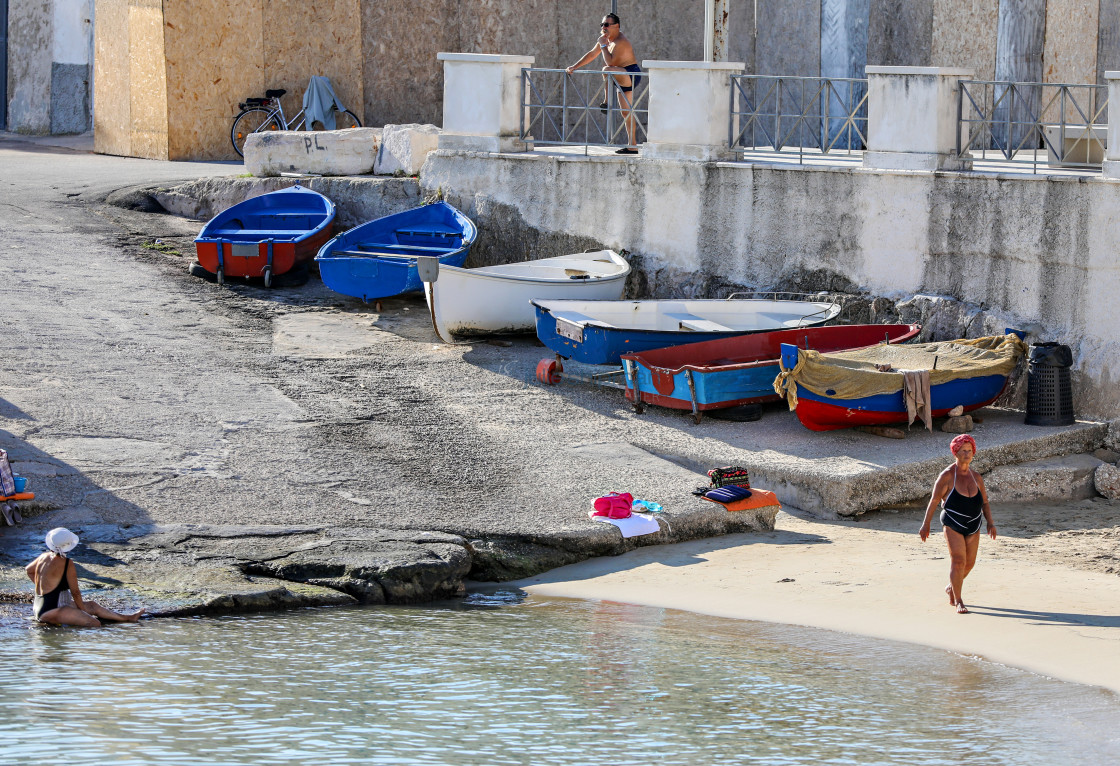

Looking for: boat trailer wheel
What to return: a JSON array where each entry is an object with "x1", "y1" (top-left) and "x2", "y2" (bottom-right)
[
  {"x1": 216, "y1": 268, "x2": 224, "y2": 286},
  {"x1": 536, "y1": 358, "x2": 562, "y2": 385},
  {"x1": 262, "y1": 265, "x2": 273, "y2": 288}
]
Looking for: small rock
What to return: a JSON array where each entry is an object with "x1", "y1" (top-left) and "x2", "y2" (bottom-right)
[
  {"x1": 1093, "y1": 448, "x2": 1120, "y2": 464},
  {"x1": 941, "y1": 415, "x2": 973, "y2": 433},
  {"x1": 948, "y1": 405, "x2": 965, "y2": 417},
  {"x1": 1094, "y1": 462, "x2": 1120, "y2": 499},
  {"x1": 778, "y1": 578, "x2": 795, "y2": 583}
]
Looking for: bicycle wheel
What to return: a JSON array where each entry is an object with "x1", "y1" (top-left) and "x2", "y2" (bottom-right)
[
  {"x1": 231, "y1": 107, "x2": 280, "y2": 157},
  {"x1": 335, "y1": 109, "x2": 362, "y2": 129}
]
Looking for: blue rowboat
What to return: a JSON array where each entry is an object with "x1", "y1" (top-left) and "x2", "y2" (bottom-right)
[
  {"x1": 621, "y1": 324, "x2": 921, "y2": 423},
  {"x1": 532, "y1": 297, "x2": 841, "y2": 366},
  {"x1": 194, "y1": 184, "x2": 336, "y2": 286},
  {"x1": 774, "y1": 332, "x2": 1027, "y2": 431},
  {"x1": 315, "y1": 202, "x2": 477, "y2": 302}
]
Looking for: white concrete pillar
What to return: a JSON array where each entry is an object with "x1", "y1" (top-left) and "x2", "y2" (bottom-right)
[
  {"x1": 1102, "y1": 72, "x2": 1120, "y2": 179},
  {"x1": 436, "y1": 53, "x2": 534, "y2": 153},
  {"x1": 643, "y1": 61, "x2": 745, "y2": 161},
  {"x1": 863, "y1": 66, "x2": 974, "y2": 172}
]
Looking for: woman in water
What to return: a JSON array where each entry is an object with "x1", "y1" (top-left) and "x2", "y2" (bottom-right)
[
  {"x1": 919, "y1": 435, "x2": 997, "y2": 614},
  {"x1": 26, "y1": 528, "x2": 145, "y2": 626}
]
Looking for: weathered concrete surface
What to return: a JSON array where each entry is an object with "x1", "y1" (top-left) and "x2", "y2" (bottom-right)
[
  {"x1": 1094, "y1": 461, "x2": 1120, "y2": 498},
  {"x1": 421, "y1": 151, "x2": 1120, "y2": 420},
  {"x1": 984, "y1": 452, "x2": 1104, "y2": 503},
  {"x1": 244, "y1": 128, "x2": 382, "y2": 177},
  {"x1": 375, "y1": 124, "x2": 440, "y2": 176}
]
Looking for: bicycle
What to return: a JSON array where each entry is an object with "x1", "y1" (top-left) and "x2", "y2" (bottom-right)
[{"x1": 231, "y1": 88, "x2": 362, "y2": 157}]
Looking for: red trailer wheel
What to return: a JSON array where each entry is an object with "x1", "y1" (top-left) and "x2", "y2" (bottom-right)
[{"x1": 536, "y1": 358, "x2": 561, "y2": 385}]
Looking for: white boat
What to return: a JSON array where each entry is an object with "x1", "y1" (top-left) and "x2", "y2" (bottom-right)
[{"x1": 419, "y1": 250, "x2": 631, "y2": 341}]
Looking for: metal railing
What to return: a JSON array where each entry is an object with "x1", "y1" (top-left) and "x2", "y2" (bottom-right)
[
  {"x1": 520, "y1": 67, "x2": 649, "y2": 151},
  {"x1": 958, "y1": 80, "x2": 1108, "y2": 171},
  {"x1": 730, "y1": 75, "x2": 868, "y2": 161}
]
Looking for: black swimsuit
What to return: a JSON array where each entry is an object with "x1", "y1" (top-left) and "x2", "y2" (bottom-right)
[
  {"x1": 940, "y1": 467, "x2": 984, "y2": 536},
  {"x1": 620, "y1": 63, "x2": 642, "y2": 93},
  {"x1": 33, "y1": 557, "x2": 71, "y2": 620}
]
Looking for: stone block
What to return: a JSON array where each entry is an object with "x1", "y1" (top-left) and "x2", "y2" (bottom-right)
[
  {"x1": 984, "y1": 453, "x2": 1105, "y2": 504},
  {"x1": 1093, "y1": 447, "x2": 1120, "y2": 463},
  {"x1": 941, "y1": 415, "x2": 973, "y2": 433},
  {"x1": 244, "y1": 128, "x2": 382, "y2": 177},
  {"x1": 375, "y1": 123, "x2": 440, "y2": 176},
  {"x1": 1093, "y1": 462, "x2": 1120, "y2": 499}
]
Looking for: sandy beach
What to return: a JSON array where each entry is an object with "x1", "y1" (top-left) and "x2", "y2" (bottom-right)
[{"x1": 518, "y1": 498, "x2": 1120, "y2": 696}]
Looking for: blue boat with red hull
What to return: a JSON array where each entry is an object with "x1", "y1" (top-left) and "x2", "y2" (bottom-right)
[{"x1": 774, "y1": 332, "x2": 1028, "y2": 431}]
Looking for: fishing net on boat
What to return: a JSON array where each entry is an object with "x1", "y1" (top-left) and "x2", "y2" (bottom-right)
[{"x1": 773, "y1": 334, "x2": 1028, "y2": 409}]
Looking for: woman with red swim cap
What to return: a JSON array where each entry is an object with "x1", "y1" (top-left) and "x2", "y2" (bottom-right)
[{"x1": 919, "y1": 434, "x2": 996, "y2": 614}]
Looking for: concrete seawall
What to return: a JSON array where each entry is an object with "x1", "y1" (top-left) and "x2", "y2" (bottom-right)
[{"x1": 422, "y1": 150, "x2": 1120, "y2": 418}]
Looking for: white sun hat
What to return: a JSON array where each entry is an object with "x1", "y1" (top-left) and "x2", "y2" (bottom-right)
[{"x1": 45, "y1": 527, "x2": 79, "y2": 554}]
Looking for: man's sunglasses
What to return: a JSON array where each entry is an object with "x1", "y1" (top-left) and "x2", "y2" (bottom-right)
[{"x1": 600, "y1": 21, "x2": 616, "y2": 27}]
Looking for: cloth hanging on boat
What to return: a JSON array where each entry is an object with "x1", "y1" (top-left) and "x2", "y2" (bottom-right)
[
  {"x1": 701, "y1": 487, "x2": 781, "y2": 512},
  {"x1": 302, "y1": 76, "x2": 348, "y2": 131},
  {"x1": 901, "y1": 369, "x2": 932, "y2": 432},
  {"x1": 0, "y1": 449, "x2": 14, "y2": 497},
  {"x1": 587, "y1": 510, "x2": 661, "y2": 538},
  {"x1": 773, "y1": 334, "x2": 1027, "y2": 409}
]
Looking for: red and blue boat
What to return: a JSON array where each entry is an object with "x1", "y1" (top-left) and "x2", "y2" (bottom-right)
[
  {"x1": 194, "y1": 185, "x2": 336, "y2": 286},
  {"x1": 775, "y1": 332, "x2": 1028, "y2": 431},
  {"x1": 621, "y1": 323, "x2": 920, "y2": 422}
]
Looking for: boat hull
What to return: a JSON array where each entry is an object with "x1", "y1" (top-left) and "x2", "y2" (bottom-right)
[
  {"x1": 622, "y1": 324, "x2": 921, "y2": 412},
  {"x1": 425, "y1": 251, "x2": 629, "y2": 338},
  {"x1": 316, "y1": 202, "x2": 477, "y2": 302},
  {"x1": 790, "y1": 375, "x2": 1009, "y2": 431},
  {"x1": 533, "y1": 299, "x2": 842, "y2": 366},
  {"x1": 194, "y1": 185, "x2": 336, "y2": 279}
]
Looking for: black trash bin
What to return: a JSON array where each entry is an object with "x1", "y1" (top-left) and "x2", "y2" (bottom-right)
[{"x1": 1025, "y1": 343, "x2": 1074, "y2": 426}]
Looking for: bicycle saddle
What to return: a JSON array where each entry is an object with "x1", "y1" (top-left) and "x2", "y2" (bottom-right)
[{"x1": 265, "y1": 88, "x2": 287, "y2": 99}]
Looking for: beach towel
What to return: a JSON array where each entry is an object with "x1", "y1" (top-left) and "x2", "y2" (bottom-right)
[
  {"x1": 702, "y1": 487, "x2": 781, "y2": 512},
  {"x1": 0, "y1": 450, "x2": 14, "y2": 497},
  {"x1": 587, "y1": 510, "x2": 661, "y2": 538}
]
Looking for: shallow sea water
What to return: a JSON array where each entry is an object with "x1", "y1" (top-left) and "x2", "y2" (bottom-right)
[{"x1": 1, "y1": 592, "x2": 1118, "y2": 765}]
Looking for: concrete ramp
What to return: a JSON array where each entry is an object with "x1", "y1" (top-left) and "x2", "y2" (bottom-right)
[{"x1": 697, "y1": 408, "x2": 1106, "y2": 516}]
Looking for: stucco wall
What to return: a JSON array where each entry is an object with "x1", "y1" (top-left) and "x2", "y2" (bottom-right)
[{"x1": 421, "y1": 151, "x2": 1120, "y2": 419}]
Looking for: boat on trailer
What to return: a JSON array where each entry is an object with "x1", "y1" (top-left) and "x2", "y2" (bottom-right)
[
  {"x1": 622, "y1": 323, "x2": 922, "y2": 423},
  {"x1": 774, "y1": 332, "x2": 1028, "y2": 431},
  {"x1": 419, "y1": 250, "x2": 630, "y2": 342},
  {"x1": 315, "y1": 202, "x2": 477, "y2": 304},
  {"x1": 532, "y1": 296, "x2": 842, "y2": 367},
  {"x1": 193, "y1": 184, "x2": 336, "y2": 287}
]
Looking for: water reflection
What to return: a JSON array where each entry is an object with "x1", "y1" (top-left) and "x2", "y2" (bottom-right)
[{"x1": 1, "y1": 597, "x2": 1118, "y2": 765}]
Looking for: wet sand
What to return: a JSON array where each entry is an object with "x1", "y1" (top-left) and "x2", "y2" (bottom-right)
[{"x1": 517, "y1": 498, "x2": 1120, "y2": 695}]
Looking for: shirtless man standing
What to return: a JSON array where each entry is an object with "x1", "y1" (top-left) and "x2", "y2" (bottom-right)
[{"x1": 566, "y1": 13, "x2": 641, "y2": 154}]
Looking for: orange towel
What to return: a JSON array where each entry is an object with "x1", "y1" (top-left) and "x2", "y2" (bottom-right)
[{"x1": 701, "y1": 488, "x2": 780, "y2": 512}]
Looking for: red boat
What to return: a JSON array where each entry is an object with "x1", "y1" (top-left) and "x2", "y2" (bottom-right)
[{"x1": 194, "y1": 185, "x2": 336, "y2": 286}]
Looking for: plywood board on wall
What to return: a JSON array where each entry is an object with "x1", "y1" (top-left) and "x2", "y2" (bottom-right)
[
  {"x1": 932, "y1": 0, "x2": 998, "y2": 80},
  {"x1": 1098, "y1": 0, "x2": 1120, "y2": 83},
  {"x1": 868, "y1": 0, "x2": 933, "y2": 66},
  {"x1": 128, "y1": 0, "x2": 168, "y2": 159},
  {"x1": 362, "y1": 0, "x2": 457, "y2": 127},
  {"x1": 1044, "y1": 0, "x2": 1098, "y2": 84},
  {"x1": 93, "y1": 0, "x2": 131, "y2": 156},
  {"x1": 164, "y1": 0, "x2": 264, "y2": 160},
  {"x1": 263, "y1": 0, "x2": 362, "y2": 130}
]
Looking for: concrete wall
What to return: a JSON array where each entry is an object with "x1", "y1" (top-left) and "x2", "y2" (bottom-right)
[
  {"x1": 421, "y1": 151, "x2": 1120, "y2": 419},
  {"x1": 6, "y1": 0, "x2": 91, "y2": 134}
]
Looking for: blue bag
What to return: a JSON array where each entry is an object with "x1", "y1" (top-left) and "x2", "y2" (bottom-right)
[{"x1": 704, "y1": 485, "x2": 752, "y2": 503}]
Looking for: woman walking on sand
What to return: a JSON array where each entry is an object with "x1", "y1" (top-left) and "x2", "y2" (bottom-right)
[
  {"x1": 919, "y1": 435, "x2": 996, "y2": 614},
  {"x1": 26, "y1": 528, "x2": 145, "y2": 627}
]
